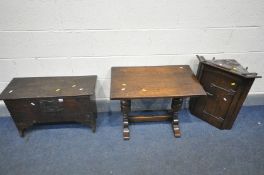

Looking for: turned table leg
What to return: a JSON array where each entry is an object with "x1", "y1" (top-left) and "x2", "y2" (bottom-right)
[
  {"x1": 121, "y1": 100, "x2": 131, "y2": 140},
  {"x1": 171, "y1": 98, "x2": 183, "y2": 137}
]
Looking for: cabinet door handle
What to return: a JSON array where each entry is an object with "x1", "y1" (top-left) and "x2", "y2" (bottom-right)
[{"x1": 206, "y1": 91, "x2": 214, "y2": 96}]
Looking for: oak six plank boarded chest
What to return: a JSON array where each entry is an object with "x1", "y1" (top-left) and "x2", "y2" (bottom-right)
[{"x1": 0, "y1": 76, "x2": 97, "y2": 137}]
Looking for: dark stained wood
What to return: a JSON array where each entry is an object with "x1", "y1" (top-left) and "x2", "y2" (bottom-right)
[
  {"x1": 171, "y1": 98, "x2": 183, "y2": 137},
  {"x1": 196, "y1": 55, "x2": 261, "y2": 78},
  {"x1": 111, "y1": 65, "x2": 206, "y2": 140},
  {"x1": 128, "y1": 115, "x2": 171, "y2": 122},
  {"x1": 0, "y1": 76, "x2": 97, "y2": 100},
  {"x1": 0, "y1": 76, "x2": 98, "y2": 137},
  {"x1": 110, "y1": 65, "x2": 206, "y2": 100},
  {"x1": 190, "y1": 55, "x2": 261, "y2": 129},
  {"x1": 121, "y1": 100, "x2": 131, "y2": 140}
]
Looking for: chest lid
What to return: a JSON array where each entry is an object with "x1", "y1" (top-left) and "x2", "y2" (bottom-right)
[
  {"x1": 197, "y1": 55, "x2": 261, "y2": 78},
  {"x1": 0, "y1": 76, "x2": 97, "y2": 100}
]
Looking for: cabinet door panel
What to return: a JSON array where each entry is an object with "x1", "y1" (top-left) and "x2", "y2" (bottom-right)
[
  {"x1": 203, "y1": 84, "x2": 234, "y2": 120},
  {"x1": 201, "y1": 67, "x2": 241, "y2": 92},
  {"x1": 199, "y1": 67, "x2": 240, "y2": 122}
]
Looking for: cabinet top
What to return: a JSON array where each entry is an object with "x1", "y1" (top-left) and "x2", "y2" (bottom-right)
[
  {"x1": 197, "y1": 55, "x2": 261, "y2": 79},
  {"x1": 0, "y1": 76, "x2": 97, "y2": 100}
]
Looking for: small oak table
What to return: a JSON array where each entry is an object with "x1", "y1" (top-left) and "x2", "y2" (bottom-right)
[{"x1": 110, "y1": 65, "x2": 206, "y2": 140}]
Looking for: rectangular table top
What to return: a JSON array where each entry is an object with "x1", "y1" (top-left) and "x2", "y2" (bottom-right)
[
  {"x1": 110, "y1": 65, "x2": 206, "y2": 100},
  {"x1": 0, "y1": 76, "x2": 97, "y2": 100}
]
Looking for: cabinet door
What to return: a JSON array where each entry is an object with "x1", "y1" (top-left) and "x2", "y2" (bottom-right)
[
  {"x1": 202, "y1": 83, "x2": 235, "y2": 121},
  {"x1": 195, "y1": 66, "x2": 242, "y2": 128}
]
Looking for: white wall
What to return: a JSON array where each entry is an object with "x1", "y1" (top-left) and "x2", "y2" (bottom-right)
[{"x1": 0, "y1": 0, "x2": 264, "y2": 112}]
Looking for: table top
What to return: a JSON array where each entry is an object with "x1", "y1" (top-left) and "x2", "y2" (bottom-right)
[
  {"x1": 110, "y1": 65, "x2": 206, "y2": 100},
  {"x1": 111, "y1": 65, "x2": 205, "y2": 100},
  {"x1": 0, "y1": 76, "x2": 97, "y2": 100}
]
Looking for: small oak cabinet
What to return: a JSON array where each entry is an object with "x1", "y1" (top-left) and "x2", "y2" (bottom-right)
[{"x1": 189, "y1": 55, "x2": 261, "y2": 129}]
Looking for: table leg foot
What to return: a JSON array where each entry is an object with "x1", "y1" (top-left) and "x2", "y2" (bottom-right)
[
  {"x1": 92, "y1": 122, "x2": 96, "y2": 133},
  {"x1": 123, "y1": 124, "x2": 130, "y2": 140},
  {"x1": 121, "y1": 100, "x2": 131, "y2": 140},
  {"x1": 171, "y1": 98, "x2": 183, "y2": 138},
  {"x1": 18, "y1": 128, "x2": 25, "y2": 137},
  {"x1": 172, "y1": 122, "x2": 181, "y2": 138}
]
